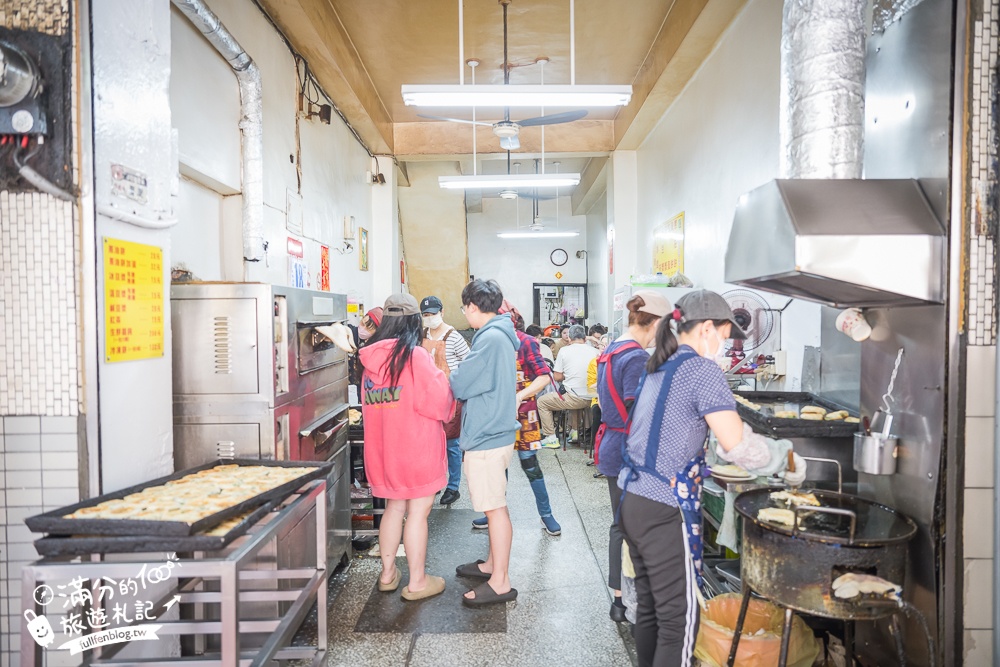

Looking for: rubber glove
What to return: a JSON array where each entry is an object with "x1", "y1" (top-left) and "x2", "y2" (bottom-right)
[{"x1": 780, "y1": 453, "x2": 807, "y2": 487}]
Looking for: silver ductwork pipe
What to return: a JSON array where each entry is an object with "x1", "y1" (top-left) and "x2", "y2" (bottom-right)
[
  {"x1": 171, "y1": 0, "x2": 264, "y2": 263},
  {"x1": 779, "y1": 0, "x2": 867, "y2": 179}
]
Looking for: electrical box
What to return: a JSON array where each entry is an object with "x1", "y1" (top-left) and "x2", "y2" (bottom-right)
[{"x1": 0, "y1": 27, "x2": 72, "y2": 192}]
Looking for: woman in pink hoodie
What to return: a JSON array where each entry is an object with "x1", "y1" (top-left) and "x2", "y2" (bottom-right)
[{"x1": 360, "y1": 293, "x2": 455, "y2": 601}]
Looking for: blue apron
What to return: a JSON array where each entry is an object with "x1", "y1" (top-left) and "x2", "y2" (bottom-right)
[{"x1": 619, "y1": 348, "x2": 707, "y2": 588}]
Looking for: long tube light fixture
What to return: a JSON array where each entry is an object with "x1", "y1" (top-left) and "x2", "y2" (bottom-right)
[
  {"x1": 497, "y1": 231, "x2": 579, "y2": 239},
  {"x1": 402, "y1": 84, "x2": 632, "y2": 108},
  {"x1": 439, "y1": 173, "x2": 581, "y2": 190}
]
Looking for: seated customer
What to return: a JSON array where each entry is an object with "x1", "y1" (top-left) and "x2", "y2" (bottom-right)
[
  {"x1": 526, "y1": 324, "x2": 554, "y2": 364},
  {"x1": 538, "y1": 325, "x2": 598, "y2": 448}
]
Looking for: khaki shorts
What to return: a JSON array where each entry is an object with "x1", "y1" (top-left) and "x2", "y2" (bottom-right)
[{"x1": 463, "y1": 444, "x2": 515, "y2": 512}]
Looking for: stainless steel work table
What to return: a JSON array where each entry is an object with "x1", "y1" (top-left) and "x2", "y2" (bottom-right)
[{"x1": 21, "y1": 481, "x2": 328, "y2": 667}]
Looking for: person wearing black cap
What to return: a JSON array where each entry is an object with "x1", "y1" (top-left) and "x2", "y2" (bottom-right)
[
  {"x1": 616, "y1": 289, "x2": 801, "y2": 666},
  {"x1": 420, "y1": 295, "x2": 470, "y2": 506}
]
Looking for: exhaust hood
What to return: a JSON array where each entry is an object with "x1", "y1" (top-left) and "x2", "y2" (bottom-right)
[{"x1": 724, "y1": 179, "x2": 945, "y2": 308}]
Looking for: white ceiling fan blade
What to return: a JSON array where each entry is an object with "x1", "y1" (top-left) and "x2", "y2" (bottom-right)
[{"x1": 417, "y1": 113, "x2": 493, "y2": 126}]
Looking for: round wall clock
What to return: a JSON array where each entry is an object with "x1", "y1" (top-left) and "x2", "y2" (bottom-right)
[{"x1": 550, "y1": 248, "x2": 569, "y2": 266}]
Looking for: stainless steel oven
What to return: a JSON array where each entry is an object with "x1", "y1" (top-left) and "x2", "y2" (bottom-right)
[{"x1": 170, "y1": 283, "x2": 351, "y2": 567}]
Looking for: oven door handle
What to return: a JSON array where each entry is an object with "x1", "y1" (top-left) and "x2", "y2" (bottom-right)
[{"x1": 300, "y1": 417, "x2": 349, "y2": 442}]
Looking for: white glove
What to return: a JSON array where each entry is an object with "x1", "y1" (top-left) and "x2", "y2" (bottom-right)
[{"x1": 780, "y1": 453, "x2": 807, "y2": 487}]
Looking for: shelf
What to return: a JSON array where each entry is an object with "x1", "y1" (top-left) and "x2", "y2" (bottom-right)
[{"x1": 20, "y1": 481, "x2": 329, "y2": 667}]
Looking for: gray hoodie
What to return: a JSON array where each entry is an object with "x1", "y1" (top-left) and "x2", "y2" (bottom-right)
[{"x1": 449, "y1": 313, "x2": 519, "y2": 451}]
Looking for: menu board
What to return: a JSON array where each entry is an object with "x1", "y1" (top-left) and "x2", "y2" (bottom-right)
[
  {"x1": 652, "y1": 212, "x2": 685, "y2": 276},
  {"x1": 103, "y1": 238, "x2": 165, "y2": 362}
]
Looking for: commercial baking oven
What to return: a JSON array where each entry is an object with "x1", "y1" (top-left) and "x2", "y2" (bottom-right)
[{"x1": 170, "y1": 283, "x2": 352, "y2": 567}]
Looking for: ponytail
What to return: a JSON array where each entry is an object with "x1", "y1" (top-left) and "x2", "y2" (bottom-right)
[{"x1": 647, "y1": 317, "x2": 679, "y2": 372}]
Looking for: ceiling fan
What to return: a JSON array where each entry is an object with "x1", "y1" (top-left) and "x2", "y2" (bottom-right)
[
  {"x1": 418, "y1": 1, "x2": 588, "y2": 152},
  {"x1": 496, "y1": 159, "x2": 556, "y2": 200}
]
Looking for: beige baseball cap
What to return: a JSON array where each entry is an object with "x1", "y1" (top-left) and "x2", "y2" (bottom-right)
[
  {"x1": 632, "y1": 290, "x2": 673, "y2": 318},
  {"x1": 383, "y1": 293, "x2": 420, "y2": 317}
]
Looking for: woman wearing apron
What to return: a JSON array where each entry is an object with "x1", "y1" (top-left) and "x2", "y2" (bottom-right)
[
  {"x1": 618, "y1": 290, "x2": 778, "y2": 667},
  {"x1": 594, "y1": 290, "x2": 672, "y2": 623}
]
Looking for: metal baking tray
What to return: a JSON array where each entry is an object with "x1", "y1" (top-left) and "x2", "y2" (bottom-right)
[
  {"x1": 25, "y1": 459, "x2": 332, "y2": 537},
  {"x1": 32, "y1": 498, "x2": 283, "y2": 557},
  {"x1": 734, "y1": 391, "x2": 859, "y2": 438}
]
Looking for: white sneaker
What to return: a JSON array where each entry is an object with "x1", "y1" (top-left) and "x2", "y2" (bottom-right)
[
  {"x1": 540, "y1": 435, "x2": 560, "y2": 449},
  {"x1": 569, "y1": 429, "x2": 579, "y2": 441}
]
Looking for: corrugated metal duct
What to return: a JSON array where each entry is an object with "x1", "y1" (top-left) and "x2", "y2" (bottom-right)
[
  {"x1": 780, "y1": 0, "x2": 868, "y2": 179},
  {"x1": 171, "y1": 0, "x2": 265, "y2": 263}
]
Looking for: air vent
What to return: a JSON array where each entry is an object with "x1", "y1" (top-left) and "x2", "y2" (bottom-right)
[
  {"x1": 213, "y1": 316, "x2": 232, "y2": 374},
  {"x1": 216, "y1": 440, "x2": 236, "y2": 459}
]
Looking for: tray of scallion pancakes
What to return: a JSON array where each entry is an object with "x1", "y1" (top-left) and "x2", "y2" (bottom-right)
[{"x1": 732, "y1": 391, "x2": 860, "y2": 438}]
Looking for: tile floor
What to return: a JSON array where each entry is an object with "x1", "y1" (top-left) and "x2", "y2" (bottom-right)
[{"x1": 316, "y1": 447, "x2": 637, "y2": 667}]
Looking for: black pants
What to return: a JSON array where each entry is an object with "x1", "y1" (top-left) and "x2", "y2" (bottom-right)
[
  {"x1": 607, "y1": 476, "x2": 624, "y2": 591},
  {"x1": 620, "y1": 492, "x2": 699, "y2": 667}
]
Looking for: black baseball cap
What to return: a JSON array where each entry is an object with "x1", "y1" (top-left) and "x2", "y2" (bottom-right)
[
  {"x1": 675, "y1": 290, "x2": 747, "y2": 339},
  {"x1": 420, "y1": 296, "x2": 443, "y2": 314}
]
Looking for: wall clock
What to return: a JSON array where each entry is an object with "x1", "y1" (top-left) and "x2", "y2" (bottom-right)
[{"x1": 550, "y1": 248, "x2": 569, "y2": 266}]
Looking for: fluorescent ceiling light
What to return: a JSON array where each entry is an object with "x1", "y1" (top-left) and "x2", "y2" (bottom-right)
[
  {"x1": 402, "y1": 84, "x2": 632, "y2": 108},
  {"x1": 497, "y1": 231, "x2": 580, "y2": 239},
  {"x1": 439, "y1": 174, "x2": 581, "y2": 190}
]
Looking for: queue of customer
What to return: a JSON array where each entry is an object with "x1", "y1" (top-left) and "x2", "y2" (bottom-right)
[{"x1": 359, "y1": 281, "x2": 798, "y2": 667}]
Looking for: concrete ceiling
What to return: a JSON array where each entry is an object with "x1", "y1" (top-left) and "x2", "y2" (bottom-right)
[{"x1": 257, "y1": 0, "x2": 749, "y2": 165}]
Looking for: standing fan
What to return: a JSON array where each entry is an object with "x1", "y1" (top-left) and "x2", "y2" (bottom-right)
[{"x1": 722, "y1": 289, "x2": 776, "y2": 356}]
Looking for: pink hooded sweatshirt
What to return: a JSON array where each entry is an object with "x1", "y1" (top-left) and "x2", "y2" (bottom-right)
[{"x1": 360, "y1": 340, "x2": 455, "y2": 499}]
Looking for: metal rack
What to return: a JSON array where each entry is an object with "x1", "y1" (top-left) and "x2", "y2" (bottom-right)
[
  {"x1": 20, "y1": 481, "x2": 328, "y2": 667},
  {"x1": 348, "y1": 424, "x2": 383, "y2": 541}
]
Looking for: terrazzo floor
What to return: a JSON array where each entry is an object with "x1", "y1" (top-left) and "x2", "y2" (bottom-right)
[{"x1": 319, "y1": 446, "x2": 637, "y2": 667}]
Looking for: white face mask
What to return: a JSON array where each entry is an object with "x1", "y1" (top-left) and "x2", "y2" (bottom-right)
[
  {"x1": 422, "y1": 314, "x2": 443, "y2": 329},
  {"x1": 358, "y1": 325, "x2": 374, "y2": 341},
  {"x1": 700, "y1": 326, "x2": 729, "y2": 368}
]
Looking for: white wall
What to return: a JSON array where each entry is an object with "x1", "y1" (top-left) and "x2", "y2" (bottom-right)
[
  {"x1": 468, "y1": 196, "x2": 588, "y2": 324},
  {"x1": 168, "y1": 0, "x2": 379, "y2": 307},
  {"x1": 634, "y1": 0, "x2": 820, "y2": 389},
  {"x1": 586, "y1": 191, "x2": 610, "y2": 325}
]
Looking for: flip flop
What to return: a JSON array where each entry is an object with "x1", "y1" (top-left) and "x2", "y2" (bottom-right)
[
  {"x1": 455, "y1": 560, "x2": 491, "y2": 579},
  {"x1": 401, "y1": 575, "x2": 446, "y2": 601},
  {"x1": 462, "y1": 581, "x2": 518, "y2": 607},
  {"x1": 377, "y1": 569, "x2": 402, "y2": 592}
]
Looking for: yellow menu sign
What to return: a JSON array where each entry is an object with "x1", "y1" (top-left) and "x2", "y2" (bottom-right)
[
  {"x1": 103, "y1": 238, "x2": 165, "y2": 362},
  {"x1": 652, "y1": 212, "x2": 685, "y2": 276}
]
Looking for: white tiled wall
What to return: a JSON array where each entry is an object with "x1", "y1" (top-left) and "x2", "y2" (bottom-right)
[
  {"x1": 965, "y1": 2, "x2": 1000, "y2": 664},
  {"x1": 0, "y1": 2, "x2": 82, "y2": 665},
  {"x1": 0, "y1": 416, "x2": 80, "y2": 666}
]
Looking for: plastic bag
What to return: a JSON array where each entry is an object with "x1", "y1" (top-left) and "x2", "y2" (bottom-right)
[{"x1": 694, "y1": 593, "x2": 821, "y2": 667}]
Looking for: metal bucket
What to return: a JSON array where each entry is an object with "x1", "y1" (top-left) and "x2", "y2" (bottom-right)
[{"x1": 853, "y1": 408, "x2": 898, "y2": 475}]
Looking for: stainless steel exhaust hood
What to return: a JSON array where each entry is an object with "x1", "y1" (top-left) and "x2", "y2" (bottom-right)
[{"x1": 724, "y1": 179, "x2": 945, "y2": 308}]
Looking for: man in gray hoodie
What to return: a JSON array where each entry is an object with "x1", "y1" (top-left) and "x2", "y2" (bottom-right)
[{"x1": 450, "y1": 279, "x2": 520, "y2": 607}]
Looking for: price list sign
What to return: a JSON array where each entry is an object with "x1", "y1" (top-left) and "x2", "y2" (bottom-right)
[{"x1": 103, "y1": 238, "x2": 165, "y2": 362}]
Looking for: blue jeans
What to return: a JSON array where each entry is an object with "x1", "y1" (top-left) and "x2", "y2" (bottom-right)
[
  {"x1": 518, "y1": 449, "x2": 553, "y2": 518},
  {"x1": 446, "y1": 438, "x2": 462, "y2": 491}
]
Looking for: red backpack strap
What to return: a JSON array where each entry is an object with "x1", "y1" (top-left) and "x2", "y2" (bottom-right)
[{"x1": 598, "y1": 341, "x2": 644, "y2": 426}]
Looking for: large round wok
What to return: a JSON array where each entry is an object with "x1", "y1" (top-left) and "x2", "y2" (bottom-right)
[{"x1": 734, "y1": 488, "x2": 918, "y2": 620}]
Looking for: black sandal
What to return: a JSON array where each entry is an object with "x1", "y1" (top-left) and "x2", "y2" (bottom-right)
[
  {"x1": 455, "y1": 560, "x2": 491, "y2": 579},
  {"x1": 462, "y1": 581, "x2": 518, "y2": 607}
]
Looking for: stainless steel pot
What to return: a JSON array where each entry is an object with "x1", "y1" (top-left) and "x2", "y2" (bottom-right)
[{"x1": 853, "y1": 408, "x2": 898, "y2": 475}]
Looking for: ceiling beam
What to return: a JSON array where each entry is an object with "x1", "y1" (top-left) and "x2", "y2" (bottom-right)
[
  {"x1": 393, "y1": 120, "x2": 615, "y2": 159},
  {"x1": 571, "y1": 157, "x2": 608, "y2": 217},
  {"x1": 614, "y1": 0, "x2": 748, "y2": 150},
  {"x1": 256, "y1": 0, "x2": 393, "y2": 154}
]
